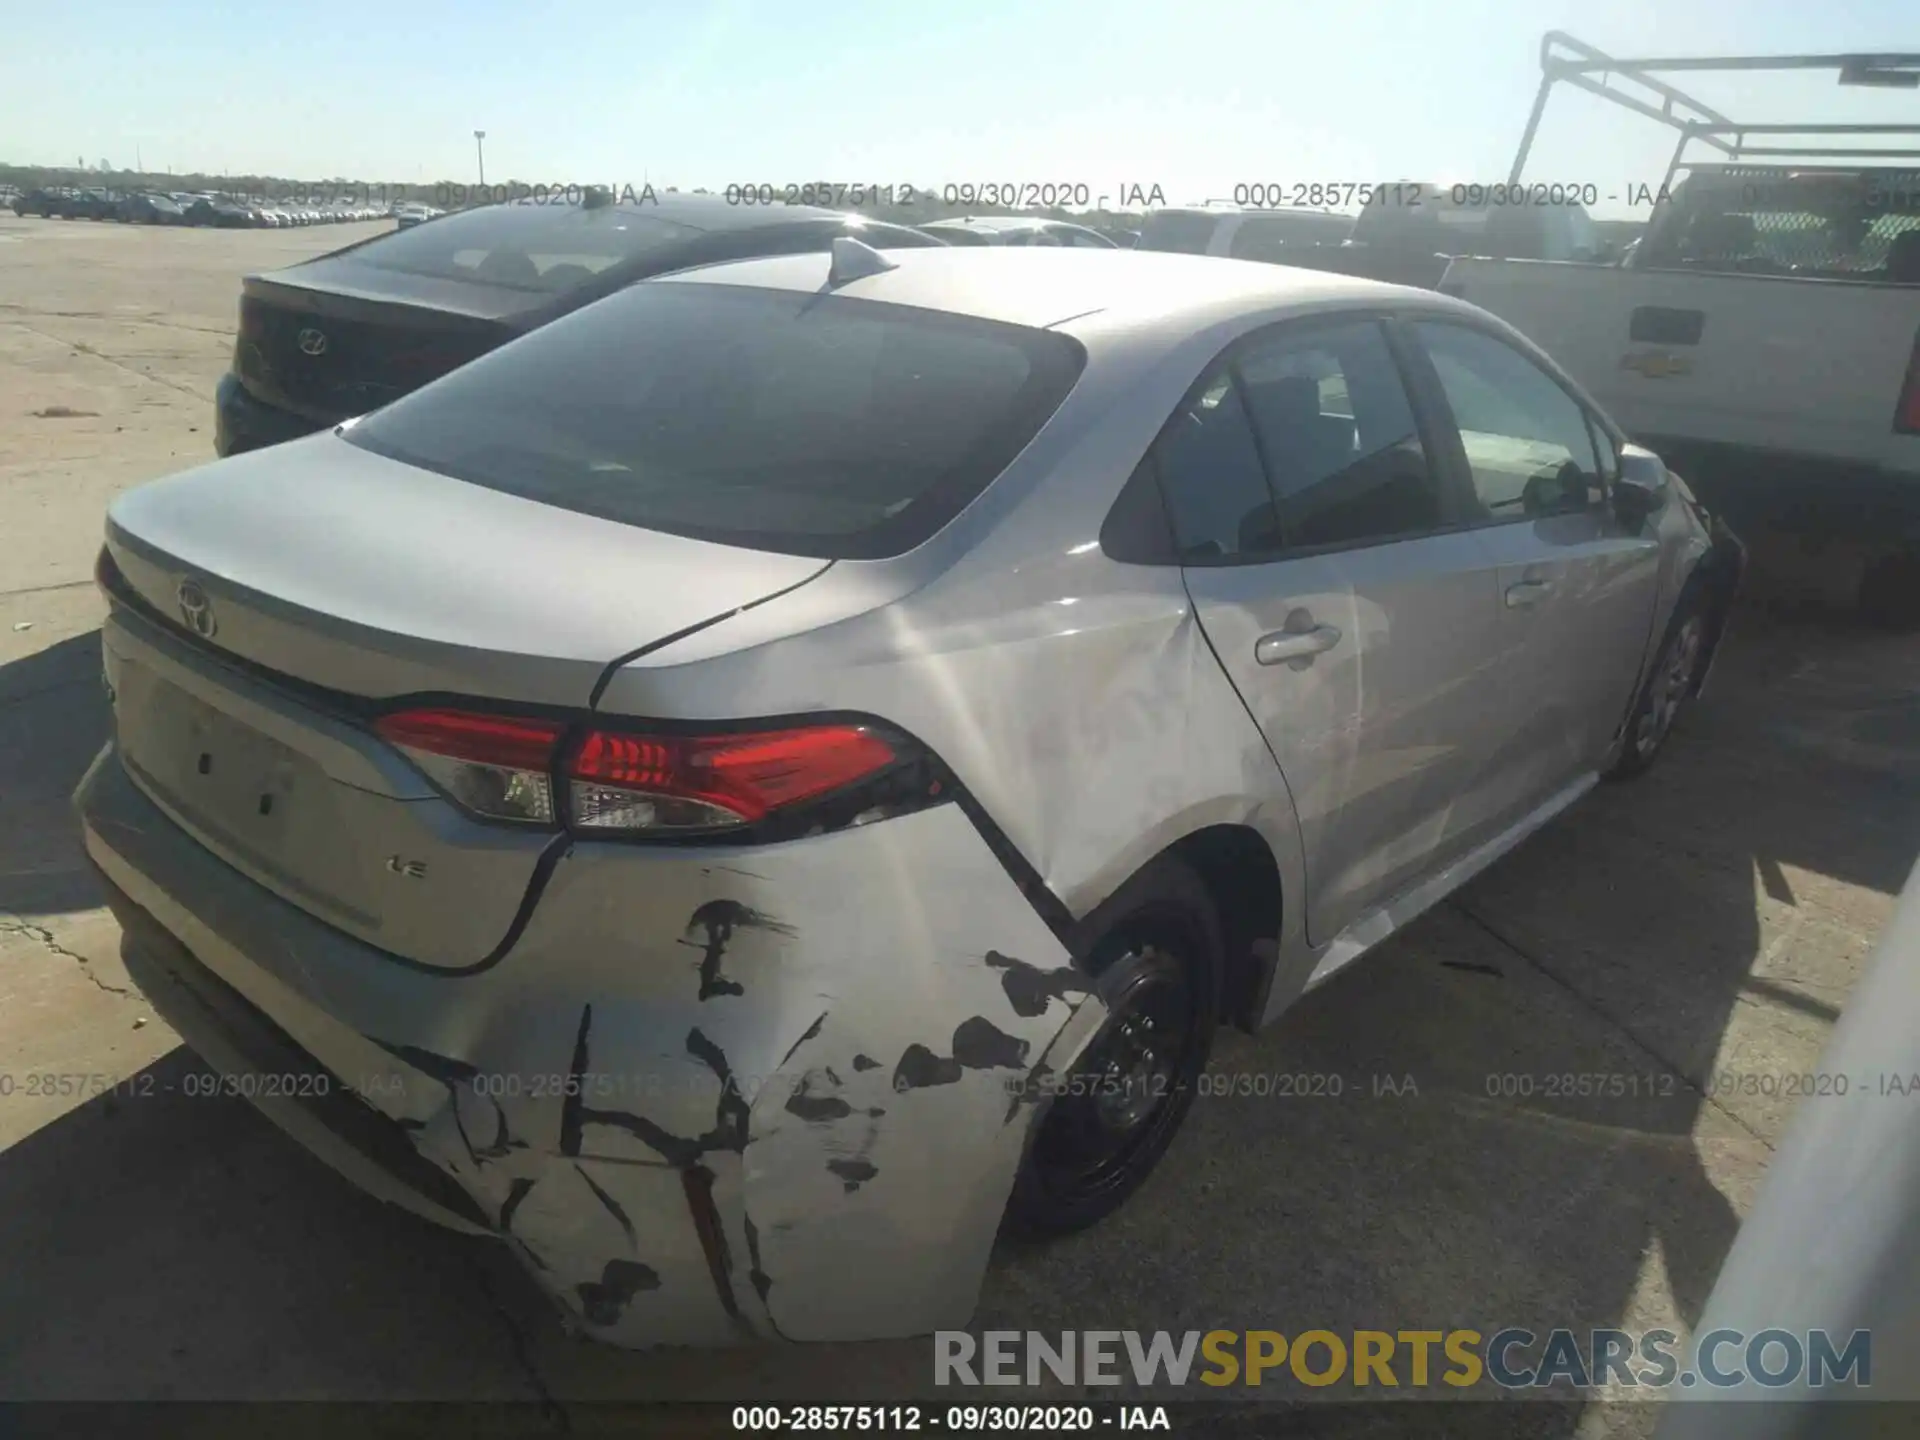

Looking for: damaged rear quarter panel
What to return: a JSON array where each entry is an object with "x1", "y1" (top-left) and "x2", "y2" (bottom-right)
[{"x1": 492, "y1": 802, "x2": 1102, "y2": 1342}]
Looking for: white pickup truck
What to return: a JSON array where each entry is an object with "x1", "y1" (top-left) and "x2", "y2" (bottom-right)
[{"x1": 1441, "y1": 34, "x2": 1920, "y2": 623}]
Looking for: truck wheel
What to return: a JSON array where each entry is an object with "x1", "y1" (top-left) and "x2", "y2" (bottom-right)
[
  {"x1": 1609, "y1": 595, "x2": 1709, "y2": 780},
  {"x1": 1006, "y1": 855, "x2": 1221, "y2": 1237}
]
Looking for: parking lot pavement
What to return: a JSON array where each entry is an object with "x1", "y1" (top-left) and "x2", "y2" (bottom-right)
[{"x1": 1, "y1": 217, "x2": 1915, "y2": 1430}]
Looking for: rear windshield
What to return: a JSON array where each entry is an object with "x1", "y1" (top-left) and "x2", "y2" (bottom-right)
[
  {"x1": 1226, "y1": 214, "x2": 1353, "y2": 261},
  {"x1": 1137, "y1": 212, "x2": 1219, "y2": 254},
  {"x1": 336, "y1": 205, "x2": 703, "y2": 293},
  {"x1": 1638, "y1": 172, "x2": 1920, "y2": 280},
  {"x1": 343, "y1": 282, "x2": 1086, "y2": 559}
]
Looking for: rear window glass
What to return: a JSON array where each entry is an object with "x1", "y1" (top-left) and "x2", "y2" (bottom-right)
[
  {"x1": 1138, "y1": 212, "x2": 1219, "y2": 254},
  {"x1": 1227, "y1": 215, "x2": 1349, "y2": 262},
  {"x1": 343, "y1": 282, "x2": 1086, "y2": 559},
  {"x1": 339, "y1": 206, "x2": 702, "y2": 292},
  {"x1": 1640, "y1": 172, "x2": 1920, "y2": 278},
  {"x1": 923, "y1": 225, "x2": 992, "y2": 246}
]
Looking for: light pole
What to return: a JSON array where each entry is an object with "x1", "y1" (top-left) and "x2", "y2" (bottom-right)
[{"x1": 474, "y1": 130, "x2": 487, "y2": 188}]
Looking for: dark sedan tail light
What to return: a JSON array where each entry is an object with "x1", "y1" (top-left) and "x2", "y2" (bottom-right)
[{"x1": 372, "y1": 708, "x2": 901, "y2": 835}]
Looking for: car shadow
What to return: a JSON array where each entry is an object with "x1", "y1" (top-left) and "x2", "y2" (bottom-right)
[
  {"x1": 0, "y1": 604, "x2": 1913, "y2": 1424},
  {"x1": 0, "y1": 630, "x2": 110, "y2": 916}
]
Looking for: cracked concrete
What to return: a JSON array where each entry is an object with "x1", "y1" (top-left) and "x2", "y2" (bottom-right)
[
  {"x1": 0, "y1": 213, "x2": 1913, "y2": 1434},
  {"x1": 1, "y1": 913, "x2": 132, "y2": 996}
]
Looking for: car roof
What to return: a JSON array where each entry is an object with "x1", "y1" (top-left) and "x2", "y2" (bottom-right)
[{"x1": 654, "y1": 244, "x2": 1452, "y2": 331}]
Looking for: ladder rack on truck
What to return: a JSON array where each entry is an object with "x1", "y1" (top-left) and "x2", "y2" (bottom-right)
[{"x1": 1441, "y1": 32, "x2": 1920, "y2": 624}]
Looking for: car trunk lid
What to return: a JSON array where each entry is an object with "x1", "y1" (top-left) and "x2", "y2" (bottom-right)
[
  {"x1": 232, "y1": 270, "x2": 523, "y2": 423},
  {"x1": 106, "y1": 432, "x2": 830, "y2": 707},
  {"x1": 101, "y1": 436, "x2": 830, "y2": 969}
]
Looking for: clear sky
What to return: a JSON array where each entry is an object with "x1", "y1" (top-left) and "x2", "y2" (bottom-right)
[{"x1": 5, "y1": 0, "x2": 1918, "y2": 216}]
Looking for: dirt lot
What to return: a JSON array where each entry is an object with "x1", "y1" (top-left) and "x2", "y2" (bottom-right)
[{"x1": 0, "y1": 213, "x2": 1916, "y2": 1434}]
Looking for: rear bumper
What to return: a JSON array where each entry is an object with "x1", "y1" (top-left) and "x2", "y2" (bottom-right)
[
  {"x1": 75, "y1": 741, "x2": 1101, "y2": 1347},
  {"x1": 214, "y1": 372, "x2": 329, "y2": 458}
]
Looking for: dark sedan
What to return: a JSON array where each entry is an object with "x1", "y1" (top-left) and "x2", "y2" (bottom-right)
[
  {"x1": 121, "y1": 192, "x2": 187, "y2": 225},
  {"x1": 215, "y1": 193, "x2": 946, "y2": 456},
  {"x1": 57, "y1": 188, "x2": 123, "y2": 221},
  {"x1": 11, "y1": 187, "x2": 74, "y2": 218}
]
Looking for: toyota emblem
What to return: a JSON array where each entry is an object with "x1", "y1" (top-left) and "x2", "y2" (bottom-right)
[
  {"x1": 297, "y1": 327, "x2": 329, "y2": 357},
  {"x1": 176, "y1": 578, "x2": 217, "y2": 639}
]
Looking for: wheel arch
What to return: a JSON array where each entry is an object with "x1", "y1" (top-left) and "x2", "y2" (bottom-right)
[{"x1": 1066, "y1": 822, "x2": 1284, "y2": 1035}]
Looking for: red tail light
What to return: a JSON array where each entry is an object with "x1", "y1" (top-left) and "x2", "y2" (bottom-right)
[
  {"x1": 1897, "y1": 331, "x2": 1920, "y2": 435},
  {"x1": 374, "y1": 708, "x2": 566, "y2": 825},
  {"x1": 373, "y1": 708, "x2": 898, "y2": 834},
  {"x1": 568, "y1": 725, "x2": 897, "y2": 831}
]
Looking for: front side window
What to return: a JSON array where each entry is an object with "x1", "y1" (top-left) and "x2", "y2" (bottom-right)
[
  {"x1": 1410, "y1": 322, "x2": 1603, "y2": 522},
  {"x1": 345, "y1": 282, "x2": 1085, "y2": 559},
  {"x1": 1234, "y1": 321, "x2": 1444, "y2": 549}
]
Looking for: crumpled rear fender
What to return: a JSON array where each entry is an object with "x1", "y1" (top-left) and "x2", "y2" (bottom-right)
[
  {"x1": 81, "y1": 737, "x2": 1107, "y2": 1347},
  {"x1": 385, "y1": 803, "x2": 1108, "y2": 1345}
]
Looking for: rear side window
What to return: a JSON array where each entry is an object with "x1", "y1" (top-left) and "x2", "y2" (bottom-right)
[
  {"x1": 1150, "y1": 373, "x2": 1282, "y2": 561},
  {"x1": 343, "y1": 283, "x2": 1085, "y2": 559},
  {"x1": 339, "y1": 206, "x2": 701, "y2": 292},
  {"x1": 1235, "y1": 321, "x2": 1442, "y2": 549}
]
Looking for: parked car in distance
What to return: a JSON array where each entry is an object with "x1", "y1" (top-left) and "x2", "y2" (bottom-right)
[
  {"x1": 60, "y1": 188, "x2": 123, "y2": 221},
  {"x1": 10, "y1": 186, "x2": 75, "y2": 218},
  {"x1": 1319, "y1": 182, "x2": 1610, "y2": 285},
  {"x1": 215, "y1": 193, "x2": 947, "y2": 456},
  {"x1": 916, "y1": 215, "x2": 1118, "y2": 247},
  {"x1": 1142, "y1": 191, "x2": 1610, "y2": 289},
  {"x1": 88, "y1": 244, "x2": 1742, "y2": 1352},
  {"x1": 121, "y1": 192, "x2": 187, "y2": 225},
  {"x1": 1138, "y1": 205, "x2": 1356, "y2": 257}
]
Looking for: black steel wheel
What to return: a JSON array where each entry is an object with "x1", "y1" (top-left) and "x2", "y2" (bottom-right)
[{"x1": 1008, "y1": 856, "x2": 1221, "y2": 1236}]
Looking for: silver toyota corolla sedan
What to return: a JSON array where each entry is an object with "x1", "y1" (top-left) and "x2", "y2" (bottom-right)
[{"x1": 77, "y1": 242, "x2": 1743, "y2": 1348}]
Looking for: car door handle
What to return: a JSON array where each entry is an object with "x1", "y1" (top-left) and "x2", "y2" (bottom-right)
[
  {"x1": 1256, "y1": 624, "x2": 1341, "y2": 666},
  {"x1": 1505, "y1": 579, "x2": 1555, "y2": 609}
]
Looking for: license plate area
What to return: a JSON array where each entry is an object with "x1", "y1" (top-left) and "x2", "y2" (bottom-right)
[{"x1": 113, "y1": 658, "x2": 309, "y2": 864}]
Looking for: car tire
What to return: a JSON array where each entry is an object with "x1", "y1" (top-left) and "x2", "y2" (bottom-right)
[
  {"x1": 1005, "y1": 853, "x2": 1222, "y2": 1237},
  {"x1": 1607, "y1": 590, "x2": 1712, "y2": 780}
]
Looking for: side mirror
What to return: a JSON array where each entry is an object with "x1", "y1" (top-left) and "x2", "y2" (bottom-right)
[{"x1": 1614, "y1": 445, "x2": 1670, "y2": 526}]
